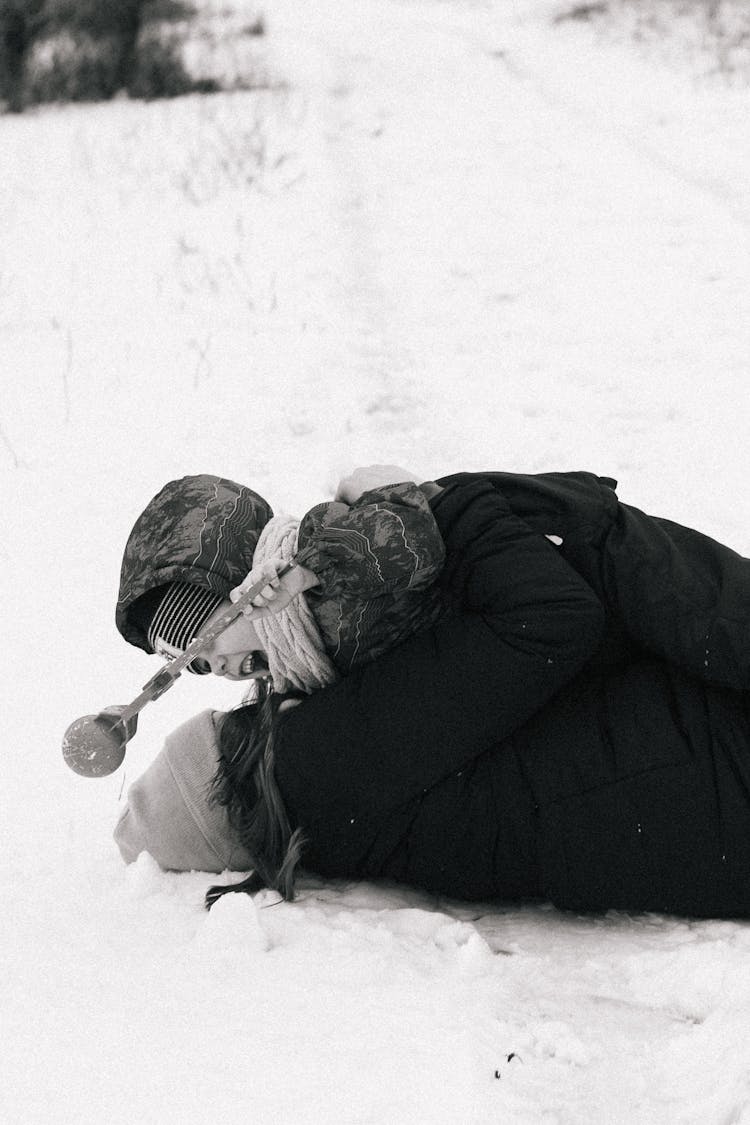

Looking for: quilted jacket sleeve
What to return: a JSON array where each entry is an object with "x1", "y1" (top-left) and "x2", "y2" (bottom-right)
[
  {"x1": 295, "y1": 482, "x2": 445, "y2": 599},
  {"x1": 275, "y1": 481, "x2": 606, "y2": 833}
]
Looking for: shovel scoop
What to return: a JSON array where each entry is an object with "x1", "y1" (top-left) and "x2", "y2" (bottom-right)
[
  {"x1": 62, "y1": 565, "x2": 294, "y2": 777},
  {"x1": 63, "y1": 712, "x2": 131, "y2": 777}
]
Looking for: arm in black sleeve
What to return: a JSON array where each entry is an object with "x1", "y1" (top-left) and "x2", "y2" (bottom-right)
[{"x1": 276, "y1": 481, "x2": 605, "y2": 818}]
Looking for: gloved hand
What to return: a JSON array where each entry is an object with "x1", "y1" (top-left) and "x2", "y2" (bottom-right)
[
  {"x1": 335, "y1": 464, "x2": 420, "y2": 504},
  {"x1": 230, "y1": 559, "x2": 320, "y2": 615}
]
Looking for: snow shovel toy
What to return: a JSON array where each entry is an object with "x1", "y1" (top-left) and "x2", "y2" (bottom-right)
[{"x1": 62, "y1": 563, "x2": 294, "y2": 778}]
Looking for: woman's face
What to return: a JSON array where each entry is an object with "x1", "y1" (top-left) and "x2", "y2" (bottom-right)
[{"x1": 157, "y1": 601, "x2": 268, "y2": 680}]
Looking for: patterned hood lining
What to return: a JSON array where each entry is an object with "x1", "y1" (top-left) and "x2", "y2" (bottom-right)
[{"x1": 115, "y1": 474, "x2": 273, "y2": 653}]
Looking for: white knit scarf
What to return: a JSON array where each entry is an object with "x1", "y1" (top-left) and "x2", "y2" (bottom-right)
[{"x1": 251, "y1": 515, "x2": 339, "y2": 694}]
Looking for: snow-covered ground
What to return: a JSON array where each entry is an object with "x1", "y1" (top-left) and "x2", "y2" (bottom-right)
[{"x1": 3, "y1": 0, "x2": 750, "y2": 1120}]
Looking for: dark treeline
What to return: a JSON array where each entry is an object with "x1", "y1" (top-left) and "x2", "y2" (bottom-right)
[{"x1": 0, "y1": 0, "x2": 224, "y2": 111}]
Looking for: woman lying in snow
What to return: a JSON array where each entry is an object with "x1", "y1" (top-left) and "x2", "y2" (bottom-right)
[{"x1": 115, "y1": 477, "x2": 750, "y2": 919}]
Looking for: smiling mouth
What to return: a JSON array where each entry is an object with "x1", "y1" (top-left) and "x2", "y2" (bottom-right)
[{"x1": 240, "y1": 653, "x2": 268, "y2": 676}]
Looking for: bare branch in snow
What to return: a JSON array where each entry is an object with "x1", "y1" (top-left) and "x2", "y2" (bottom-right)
[
  {"x1": 0, "y1": 421, "x2": 20, "y2": 469},
  {"x1": 190, "y1": 333, "x2": 213, "y2": 387},
  {"x1": 51, "y1": 317, "x2": 73, "y2": 422},
  {"x1": 63, "y1": 325, "x2": 73, "y2": 423}
]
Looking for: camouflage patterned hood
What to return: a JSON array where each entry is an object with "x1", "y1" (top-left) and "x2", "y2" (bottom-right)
[{"x1": 116, "y1": 474, "x2": 273, "y2": 653}]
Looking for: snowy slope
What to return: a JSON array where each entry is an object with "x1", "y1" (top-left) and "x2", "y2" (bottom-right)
[{"x1": 2, "y1": 0, "x2": 750, "y2": 1121}]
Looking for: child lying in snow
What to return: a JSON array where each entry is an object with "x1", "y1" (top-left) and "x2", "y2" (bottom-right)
[
  {"x1": 116, "y1": 462, "x2": 750, "y2": 699},
  {"x1": 116, "y1": 465, "x2": 448, "y2": 695}
]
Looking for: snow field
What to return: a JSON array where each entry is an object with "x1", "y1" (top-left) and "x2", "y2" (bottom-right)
[{"x1": 3, "y1": 0, "x2": 750, "y2": 1121}]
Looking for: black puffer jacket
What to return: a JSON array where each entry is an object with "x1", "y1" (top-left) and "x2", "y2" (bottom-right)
[
  {"x1": 438, "y1": 470, "x2": 750, "y2": 690},
  {"x1": 274, "y1": 481, "x2": 750, "y2": 918}
]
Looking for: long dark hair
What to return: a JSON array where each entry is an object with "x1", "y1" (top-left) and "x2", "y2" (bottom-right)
[{"x1": 205, "y1": 679, "x2": 306, "y2": 910}]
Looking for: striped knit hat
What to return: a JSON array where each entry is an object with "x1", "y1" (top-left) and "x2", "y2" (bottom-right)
[{"x1": 145, "y1": 582, "x2": 224, "y2": 674}]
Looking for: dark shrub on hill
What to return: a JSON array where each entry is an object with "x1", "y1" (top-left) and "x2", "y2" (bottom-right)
[
  {"x1": 0, "y1": 0, "x2": 44, "y2": 110},
  {"x1": 25, "y1": 29, "x2": 124, "y2": 103},
  {"x1": 141, "y1": 0, "x2": 194, "y2": 20},
  {"x1": 40, "y1": 0, "x2": 142, "y2": 38},
  {"x1": 128, "y1": 30, "x2": 218, "y2": 100},
  {"x1": 0, "y1": 0, "x2": 221, "y2": 110}
]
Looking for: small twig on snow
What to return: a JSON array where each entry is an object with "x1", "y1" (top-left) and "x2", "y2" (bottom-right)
[
  {"x1": 63, "y1": 325, "x2": 73, "y2": 423},
  {"x1": 0, "y1": 422, "x2": 20, "y2": 468},
  {"x1": 190, "y1": 333, "x2": 214, "y2": 386}
]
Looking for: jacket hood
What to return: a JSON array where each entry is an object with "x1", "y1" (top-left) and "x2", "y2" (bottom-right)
[{"x1": 116, "y1": 474, "x2": 273, "y2": 653}]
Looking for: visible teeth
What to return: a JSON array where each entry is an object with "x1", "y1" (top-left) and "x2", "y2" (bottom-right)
[{"x1": 240, "y1": 654, "x2": 255, "y2": 675}]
